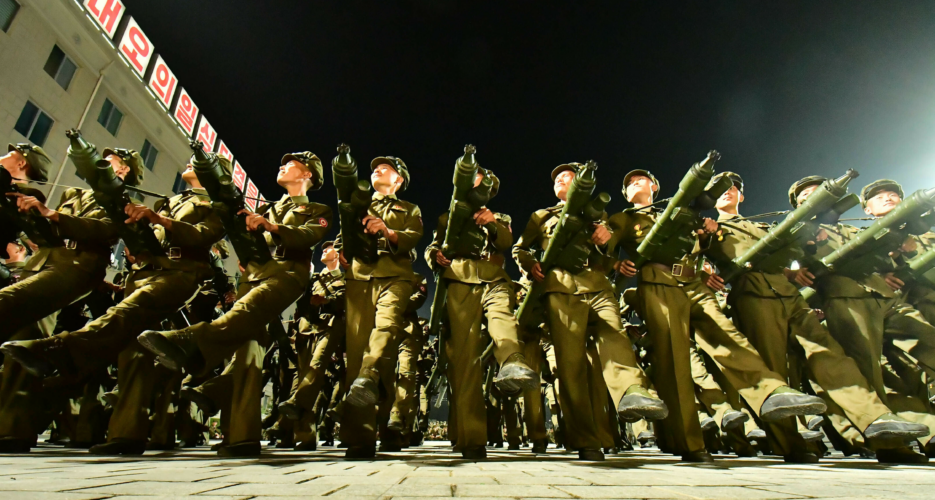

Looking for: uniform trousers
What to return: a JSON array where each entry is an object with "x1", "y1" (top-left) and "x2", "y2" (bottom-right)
[
  {"x1": 445, "y1": 280, "x2": 523, "y2": 450},
  {"x1": 340, "y1": 277, "x2": 412, "y2": 448},
  {"x1": 545, "y1": 288, "x2": 649, "y2": 451},
  {"x1": 637, "y1": 278, "x2": 787, "y2": 455}
]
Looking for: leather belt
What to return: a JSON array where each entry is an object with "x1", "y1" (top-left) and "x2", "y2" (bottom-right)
[
  {"x1": 166, "y1": 246, "x2": 210, "y2": 262},
  {"x1": 62, "y1": 239, "x2": 110, "y2": 255},
  {"x1": 274, "y1": 245, "x2": 312, "y2": 263},
  {"x1": 649, "y1": 262, "x2": 697, "y2": 279}
]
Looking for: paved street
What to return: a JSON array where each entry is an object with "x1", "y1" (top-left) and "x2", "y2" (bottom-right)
[{"x1": 1, "y1": 441, "x2": 933, "y2": 499}]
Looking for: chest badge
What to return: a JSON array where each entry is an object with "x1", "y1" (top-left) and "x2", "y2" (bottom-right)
[
  {"x1": 717, "y1": 230, "x2": 724, "y2": 242},
  {"x1": 634, "y1": 224, "x2": 643, "y2": 237},
  {"x1": 319, "y1": 218, "x2": 328, "y2": 227}
]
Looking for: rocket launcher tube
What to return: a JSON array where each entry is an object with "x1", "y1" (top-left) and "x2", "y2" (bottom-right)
[
  {"x1": 65, "y1": 129, "x2": 102, "y2": 190},
  {"x1": 516, "y1": 161, "x2": 609, "y2": 327},
  {"x1": 812, "y1": 187, "x2": 935, "y2": 277},
  {"x1": 895, "y1": 245, "x2": 935, "y2": 288},
  {"x1": 721, "y1": 170, "x2": 859, "y2": 283},
  {"x1": 89, "y1": 158, "x2": 165, "y2": 257},
  {"x1": 331, "y1": 144, "x2": 377, "y2": 263},
  {"x1": 188, "y1": 141, "x2": 271, "y2": 266},
  {"x1": 633, "y1": 151, "x2": 721, "y2": 267},
  {"x1": 817, "y1": 193, "x2": 860, "y2": 225},
  {"x1": 440, "y1": 145, "x2": 494, "y2": 259}
]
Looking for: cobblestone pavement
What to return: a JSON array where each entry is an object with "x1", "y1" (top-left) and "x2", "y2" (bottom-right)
[{"x1": 1, "y1": 441, "x2": 933, "y2": 499}]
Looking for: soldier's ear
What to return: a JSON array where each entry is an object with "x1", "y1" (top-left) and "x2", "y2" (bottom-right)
[
  {"x1": 651, "y1": 183, "x2": 658, "y2": 193},
  {"x1": 864, "y1": 205, "x2": 872, "y2": 215},
  {"x1": 738, "y1": 192, "x2": 744, "y2": 204}
]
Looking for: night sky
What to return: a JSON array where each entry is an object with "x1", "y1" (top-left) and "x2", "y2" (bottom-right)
[{"x1": 123, "y1": 0, "x2": 935, "y2": 314}]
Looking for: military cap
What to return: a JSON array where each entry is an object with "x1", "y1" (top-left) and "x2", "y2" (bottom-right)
[
  {"x1": 282, "y1": 151, "x2": 324, "y2": 191},
  {"x1": 551, "y1": 162, "x2": 584, "y2": 181},
  {"x1": 708, "y1": 171, "x2": 744, "y2": 193},
  {"x1": 102, "y1": 147, "x2": 144, "y2": 186},
  {"x1": 623, "y1": 169, "x2": 661, "y2": 200},
  {"x1": 212, "y1": 240, "x2": 230, "y2": 260},
  {"x1": 8, "y1": 143, "x2": 51, "y2": 182},
  {"x1": 321, "y1": 240, "x2": 336, "y2": 250},
  {"x1": 370, "y1": 156, "x2": 410, "y2": 192},
  {"x1": 788, "y1": 176, "x2": 826, "y2": 208},
  {"x1": 860, "y1": 179, "x2": 904, "y2": 208}
]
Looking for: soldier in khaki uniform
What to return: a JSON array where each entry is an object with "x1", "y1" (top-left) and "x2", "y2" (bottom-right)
[
  {"x1": 0, "y1": 145, "x2": 144, "y2": 453},
  {"x1": 336, "y1": 156, "x2": 423, "y2": 459},
  {"x1": 790, "y1": 178, "x2": 935, "y2": 462},
  {"x1": 2, "y1": 156, "x2": 225, "y2": 455},
  {"x1": 278, "y1": 240, "x2": 346, "y2": 450},
  {"x1": 611, "y1": 169, "x2": 827, "y2": 462},
  {"x1": 388, "y1": 316, "x2": 428, "y2": 445},
  {"x1": 427, "y1": 168, "x2": 538, "y2": 459},
  {"x1": 705, "y1": 172, "x2": 928, "y2": 462},
  {"x1": 139, "y1": 152, "x2": 332, "y2": 457},
  {"x1": 0, "y1": 143, "x2": 124, "y2": 342},
  {"x1": 513, "y1": 163, "x2": 666, "y2": 462}
]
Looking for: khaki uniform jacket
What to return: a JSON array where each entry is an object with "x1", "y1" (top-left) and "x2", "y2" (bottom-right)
[
  {"x1": 425, "y1": 211, "x2": 512, "y2": 284},
  {"x1": 607, "y1": 209, "x2": 700, "y2": 286},
  {"x1": 706, "y1": 213, "x2": 800, "y2": 298},
  {"x1": 339, "y1": 192, "x2": 423, "y2": 281},
  {"x1": 905, "y1": 232, "x2": 935, "y2": 306},
  {"x1": 243, "y1": 195, "x2": 333, "y2": 284},
  {"x1": 302, "y1": 267, "x2": 346, "y2": 335},
  {"x1": 134, "y1": 188, "x2": 225, "y2": 275},
  {"x1": 512, "y1": 203, "x2": 613, "y2": 295},
  {"x1": 812, "y1": 223, "x2": 895, "y2": 299},
  {"x1": 25, "y1": 187, "x2": 115, "y2": 273}
]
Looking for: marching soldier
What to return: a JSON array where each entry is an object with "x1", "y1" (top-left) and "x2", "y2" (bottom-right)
[
  {"x1": 513, "y1": 163, "x2": 666, "y2": 461},
  {"x1": 427, "y1": 167, "x2": 539, "y2": 459},
  {"x1": 336, "y1": 155, "x2": 423, "y2": 459},
  {"x1": 138, "y1": 151, "x2": 332, "y2": 457},
  {"x1": 2, "y1": 156, "x2": 224, "y2": 455},
  {"x1": 705, "y1": 172, "x2": 929, "y2": 462},
  {"x1": 611, "y1": 168, "x2": 828, "y2": 462},
  {"x1": 0, "y1": 142, "x2": 122, "y2": 342},
  {"x1": 790, "y1": 177, "x2": 935, "y2": 461},
  {"x1": 278, "y1": 240, "x2": 347, "y2": 450}
]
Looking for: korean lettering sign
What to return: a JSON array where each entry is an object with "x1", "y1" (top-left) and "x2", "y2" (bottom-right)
[
  {"x1": 84, "y1": 0, "x2": 125, "y2": 39},
  {"x1": 148, "y1": 56, "x2": 178, "y2": 108},
  {"x1": 195, "y1": 116, "x2": 218, "y2": 152},
  {"x1": 245, "y1": 180, "x2": 259, "y2": 211},
  {"x1": 173, "y1": 88, "x2": 199, "y2": 137},
  {"x1": 118, "y1": 17, "x2": 154, "y2": 77}
]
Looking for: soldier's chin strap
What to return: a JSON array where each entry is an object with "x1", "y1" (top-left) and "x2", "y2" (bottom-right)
[
  {"x1": 623, "y1": 197, "x2": 672, "y2": 213},
  {"x1": 15, "y1": 178, "x2": 171, "y2": 200}
]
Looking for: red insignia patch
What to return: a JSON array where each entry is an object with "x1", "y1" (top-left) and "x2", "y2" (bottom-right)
[{"x1": 319, "y1": 218, "x2": 328, "y2": 227}]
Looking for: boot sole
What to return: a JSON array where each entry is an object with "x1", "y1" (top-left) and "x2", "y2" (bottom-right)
[
  {"x1": 760, "y1": 401, "x2": 826, "y2": 422},
  {"x1": 865, "y1": 423, "x2": 930, "y2": 441},
  {"x1": 345, "y1": 385, "x2": 378, "y2": 407},
  {"x1": 0, "y1": 344, "x2": 53, "y2": 378},
  {"x1": 137, "y1": 332, "x2": 185, "y2": 372},
  {"x1": 721, "y1": 412, "x2": 749, "y2": 431}
]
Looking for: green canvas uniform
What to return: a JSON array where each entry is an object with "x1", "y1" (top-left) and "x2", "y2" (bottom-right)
[
  {"x1": 904, "y1": 232, "x2": 935, "y2": 325},
  {"x1": 708, "y1": 213, "x2": 895, "y2": 454},
  {"x1": 290, "y1": 267, "x2": 346, "y2": 445},
  {"x1": 608, "y1": 209, "x2": 787, "y2": 456},
  {"x1": 337, "y1": 192, "x2": 423, "y2": 450},
  {"x1": 69, "y1": 189, "x2": 225, "y2": 446},
  {"x1": 166, "y1": 194, "x2": 331, "y2": 447},
  {"x1": 514, "y1": 204, "x2": 650, "y2": 452},
  {"x1": 427, "y1": 211, "x2": 523, "y2": 451},
  {"x1": 810, "y1": 223, "x2": 935, "y2": 445},
  {"x1": 0, "y1": 188, "x2": 114, "y2": 342}
]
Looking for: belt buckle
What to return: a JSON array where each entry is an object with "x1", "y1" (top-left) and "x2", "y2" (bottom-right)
[
  {"x1": 274, "y1": 246, "x2": 286, "y2": 259},
  {"x1": 672, "y1": 264, "x2": 684, "y2": 277},
  {"x1": 64, "y1": 239, "x2": 77, "y2": 250},
  {"x1": 168, "y1": 247, "x2": 182, "y2": 260}
]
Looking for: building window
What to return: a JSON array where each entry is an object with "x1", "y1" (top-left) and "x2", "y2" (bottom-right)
[
  {"x1": 0, "y1": 0, "x2": 19, "y2": 33},
  {"x1": 140, "y1": 139, "x2": 158, "y2": 171},
  {"x1": 172, "y1": 172, "x2": 187, "y2": 194},
  {"x1": 43, "y1": 45, "x2": 78, "y2": 90},
  {"x1": 13, "y1": 101, "x2": 54, "y2": 147},
  {"x1": 97, "y1": 98, "x2": 123, "y2": 136}
]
